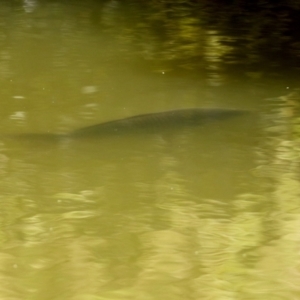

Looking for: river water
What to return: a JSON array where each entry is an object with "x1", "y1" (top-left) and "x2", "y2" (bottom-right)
[{"x1": 0, "y1": 1, "x2": 299, "y2": 299}]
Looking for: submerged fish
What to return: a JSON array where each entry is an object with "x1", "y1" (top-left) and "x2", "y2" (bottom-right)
[
  {"x1": 9, "y1": 107, "x2": 251, "y2": 142},
  {"x1": 70, "y1": 108, "x2": 250, "y2": 137}
]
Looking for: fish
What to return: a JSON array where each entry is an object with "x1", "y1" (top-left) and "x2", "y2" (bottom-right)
[
  {"x1": 8, "y1": 108, "x2": 251, "y2": 143},
  {"x1": 70, "y1": 108, "x2": 250, "y2": 137}
]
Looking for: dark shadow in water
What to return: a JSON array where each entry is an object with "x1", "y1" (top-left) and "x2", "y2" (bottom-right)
[
  {"x1": 70, "y1": 107, "x2": 252, "y2": 137},
  {"x1": 4, "y1": 107, "x2": 254, "y2": 144}
]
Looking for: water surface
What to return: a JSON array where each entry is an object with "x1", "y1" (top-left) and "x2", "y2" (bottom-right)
[{"x1": 0, "y1": 1, "x2": 299, "y2": 299}]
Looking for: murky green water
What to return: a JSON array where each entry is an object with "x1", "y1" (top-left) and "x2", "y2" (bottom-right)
[{"x1": 0, "y1": 1, "x2": 299, "y2": 299}]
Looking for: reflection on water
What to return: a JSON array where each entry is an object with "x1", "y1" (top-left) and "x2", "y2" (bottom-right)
[{"x1": 0, "y1": 0, "x2": 299, "y2": 299}]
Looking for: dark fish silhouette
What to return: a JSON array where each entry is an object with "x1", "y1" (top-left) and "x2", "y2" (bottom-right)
[
  {"x1": 11, "y1": 108, "x2": 251, "y2": 142},
  {"x1": 70, "y1": 108, "x2": 250, "y2": 137}
]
